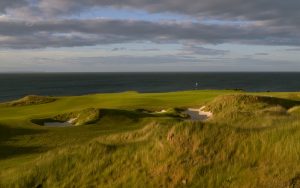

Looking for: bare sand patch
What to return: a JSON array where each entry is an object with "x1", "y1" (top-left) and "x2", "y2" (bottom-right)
[{"x1": 185, "y1": 106, "x2": 212, "y2": 121}]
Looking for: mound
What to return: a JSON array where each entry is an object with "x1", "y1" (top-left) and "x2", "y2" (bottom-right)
[
  {"x1": 55, "y1": 108, "x2": 100, "y2": 126},
  {"x1": 6, "y1": 95, "x2": 56, "y2": 107},
  {"x1": 288, "y1": 106, "x2": 300, "y2": 114},
  {"x1": 33, "y1": 108, "x2": 100, "y2": 126},
  {"x1": 205, "y1": 94, "x2": 300, "y2": 113}
]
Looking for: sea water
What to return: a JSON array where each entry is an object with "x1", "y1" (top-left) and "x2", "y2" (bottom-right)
[{"x1": 1, "y1": 72, "x2": 300, "y2": 102}]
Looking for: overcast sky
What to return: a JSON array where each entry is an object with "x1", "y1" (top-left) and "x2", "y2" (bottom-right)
[{"x1": 1, "y1": 0, "x2": 300, "y2": 72}]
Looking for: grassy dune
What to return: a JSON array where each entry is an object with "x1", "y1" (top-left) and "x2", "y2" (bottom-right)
[{"x1": 1, "y1": 90, "x2": 300, "y2": 187}]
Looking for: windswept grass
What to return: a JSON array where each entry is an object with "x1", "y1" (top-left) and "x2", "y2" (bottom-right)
[{"x1": 0, "y1": 90, "x2": 300, "y2": 187}]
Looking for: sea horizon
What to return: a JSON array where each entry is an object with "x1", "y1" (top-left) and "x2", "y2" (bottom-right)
[
  {"x1": 1, "y1": 72, "x2": 300, "y2": 102},
  {"x1": 2, "y1": 71, "x2": 300, "y2": 74}
]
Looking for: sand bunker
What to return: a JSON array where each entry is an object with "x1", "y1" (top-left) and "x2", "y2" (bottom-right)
[
  {"x1": 185, "y1": 106, "x2": 213, "y2": 121},
  {"x1": 155, "y1": 109, "x2": 167, "y2": 113}
]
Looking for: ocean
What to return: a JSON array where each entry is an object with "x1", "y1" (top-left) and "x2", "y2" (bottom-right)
[{"x1": 1, "y1": 72, "x2": 300, "y2": 102}]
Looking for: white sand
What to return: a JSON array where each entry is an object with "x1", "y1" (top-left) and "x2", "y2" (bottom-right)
[
  {"x1": 185, "y1": 106, "x2": 212, "y2": 121},
  {"x1": 68, "y1": 118, "x2": 78, "y2": 124},
  {"x1": 154, "y1": 109, "x2": 167, "y2": 114}
]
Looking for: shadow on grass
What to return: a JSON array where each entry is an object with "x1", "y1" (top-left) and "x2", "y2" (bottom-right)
[
  {"x1": 100, "y1": 108, "x2": 187, "y2": 119},
  {"x1": 0, "y1": 145, "x2": 44, "y2": 160},
  {"x1": 0, "y1": 124, "x2": 47, "y2": 159},
  {"x1": 266, "y1": 97, "x2": 300, "y2": 109},
  {"x1": 100, "y1": 109, "x2": 156, "y2": 119}
]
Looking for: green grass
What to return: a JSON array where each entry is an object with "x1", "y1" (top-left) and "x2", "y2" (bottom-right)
[
  {"x1": 2, "y1": 95, "x2": 57, "y2": 107},
  {"x1": 1, "y1": 90, "x2": 300, "y2": 187}
]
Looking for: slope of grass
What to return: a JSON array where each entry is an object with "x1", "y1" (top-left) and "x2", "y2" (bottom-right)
[
  {"x1": 0, "y1": 90, "x2": 233, "y2": 120},
  {"x1": 205, "y1": 94, "x2": 300, "y2": 113},
  {"x1": 0, "y1": 90, "x2": 300, "y2": 187},
  {"x1": 3, "y1": 95, "x2": 57, "y2": 107},
  {"x1": 32, "y1": 108, "x2": 101, "y2": 126}
]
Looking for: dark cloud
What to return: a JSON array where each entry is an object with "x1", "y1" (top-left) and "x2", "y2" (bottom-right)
[
  {"x1": 0, "y1": 19, "x2": 299, "y2": 49},
  {"x1": 0, "y1": 0, "x2": 27, "y2": 12},
  {"x1": 1, "y1": 0, "x2": 300, "y2": 49},
  {"x1": 4, "y1": 1, "x2": 300, "y2": 31},
  {"x1": 32, "y1": 0, "x2": 300, "y2": 26},
  {"x1": 0, "y1": 34, "x2": 113, "y2": 49}
]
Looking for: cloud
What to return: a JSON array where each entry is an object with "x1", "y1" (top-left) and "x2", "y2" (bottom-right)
[
  {"x1": 1, "y1": 1, "x2": 300, "y2": 50},
  {"x1": 0, "y1": 0, "x2": 28, "y2": 12},
  {"x1": 26, "y1": 0, "x2": 295, "y2": 20},
  {"x1": 285, "y1": 48, "x2": 300, "y2": 51},
  {"x1": 182, "y1": 44, "x2": 229, "y2": 56},
  {"x1": 10, "y1": 0, "x2": 297, "y2": 29},
  {"x1": 4, "y1": 52, "x2": 300, "y2": 72},
  {"x1": 111, "y1": 47, "x2": 127, "y2": 51},
  {"x1": 110, "y1": 47, "x2": 160, "y2": 52},
  {"x1": 3, "y1": 1, "x2": 300, "y2": 31},
  {"x1": 71, "y1": 55, "x2": 198, "y2": 65},
  {"x1": 138, "y1": 48, "x2": 160, "y2": 52},
  {"x1": 1, "y1": 18, "x2": 300, "y2": 49},
  {"x1": 255, "y1": 53, "x2": 269, "y2": 56}
]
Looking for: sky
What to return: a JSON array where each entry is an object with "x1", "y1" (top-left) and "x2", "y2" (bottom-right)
[{"x1": 0, "y1": 0, "x2": 300, "y2": 72}]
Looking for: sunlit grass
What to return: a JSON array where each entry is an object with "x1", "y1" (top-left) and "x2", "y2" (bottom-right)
[{"x1": 1, "y1": 90, "x2": 300, "y2": 187}]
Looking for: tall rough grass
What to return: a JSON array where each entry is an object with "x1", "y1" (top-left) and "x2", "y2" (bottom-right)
[
  {"x1": 1, "y1": 92, "x2": 300, "y2": 187},
  {"x1": 2, "y1": 117, "x2": 300, "y2": 187}
]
